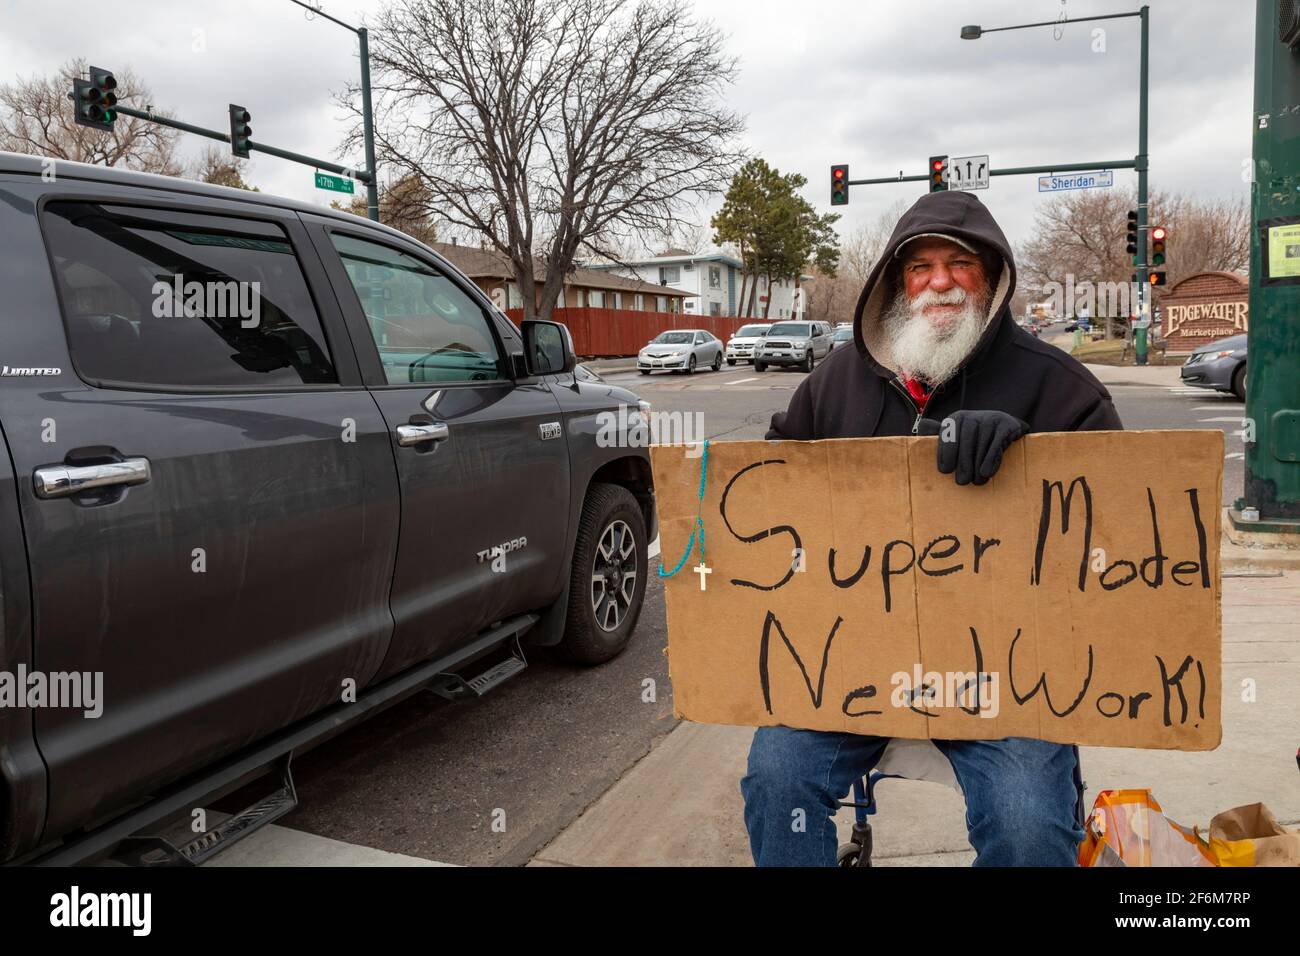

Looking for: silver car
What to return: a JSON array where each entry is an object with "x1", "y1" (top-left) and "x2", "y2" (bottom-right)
[
  {"x1": 725, "y1": 323, "x2": 771, "y2": 365},
  {"x1": 637, "y1": 329, "x2": 724, "y2": 374},
  {"x1": 1180, "y1": 333, "x2": 1247, "y2": 399},
  {"x1": 755, "y1": 321, "x2": 834, "y2": 373}
]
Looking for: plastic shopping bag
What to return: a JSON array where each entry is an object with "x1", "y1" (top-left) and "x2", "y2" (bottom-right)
[{"x1": 1078, "y1": 789, "x2": 1300, "y2": 867}]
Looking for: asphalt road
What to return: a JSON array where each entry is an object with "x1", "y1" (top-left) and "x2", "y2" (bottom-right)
[{"x1": 218, "y1": 342, "x2": 1244, "y2": 865}]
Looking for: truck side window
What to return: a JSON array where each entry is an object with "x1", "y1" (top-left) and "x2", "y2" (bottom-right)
[
  {"x1": 41, "y1": 202, "x2": 337, "y2": 388},
  {"x1": 329, "y1": 233, "x2": 506, "y2": 385}
]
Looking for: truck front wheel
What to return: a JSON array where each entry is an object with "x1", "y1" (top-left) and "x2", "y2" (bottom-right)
[{"x1": 557, "y1": 483, "x2": 648, "y2": 664}]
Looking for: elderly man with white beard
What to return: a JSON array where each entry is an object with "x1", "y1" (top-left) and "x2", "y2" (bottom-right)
[{"x1": 741, "y1": 190, "x2": 1122, "y2": 867}]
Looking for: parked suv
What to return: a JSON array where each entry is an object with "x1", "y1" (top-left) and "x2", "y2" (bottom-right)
[
  {"x1": 0, "y1": 152, "x2": 655, "y2": 865},
  {"x1": 755, "y1": 320, "x2": 833, "y2": 373},
  {"x1": 724, "y1": 323, "x2": 770, "y2": 365}
]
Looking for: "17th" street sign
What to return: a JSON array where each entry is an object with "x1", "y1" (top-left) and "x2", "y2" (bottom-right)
[{"x1": 314, "y1": 172, "x2": 355, "y2": 194}]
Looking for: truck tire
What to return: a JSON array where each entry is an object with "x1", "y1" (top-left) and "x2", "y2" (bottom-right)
[{"x1": 557, "y1": 483, "x2": 648, "y2": 664}]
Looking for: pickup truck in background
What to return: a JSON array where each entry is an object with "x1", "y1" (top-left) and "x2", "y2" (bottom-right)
[{"x1": 0, "y1": 152, "x2": 655, "y2": 865}]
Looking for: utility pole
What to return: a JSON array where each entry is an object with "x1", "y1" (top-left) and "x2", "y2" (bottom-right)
[
  {"x1": 1133, "y1": 6, "x2": 1152, "y2": 365},
  {"x1": 290, "y1": 0, "x2": 380, "y2": 222},
  {"x1": 1235, "y1": 1, "x2": 1300, "y2": 532}
]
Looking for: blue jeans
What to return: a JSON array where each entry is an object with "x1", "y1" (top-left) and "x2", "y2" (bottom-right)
[{"x1": 741, "y1": 727, "x2": 1084, "y2": 866}]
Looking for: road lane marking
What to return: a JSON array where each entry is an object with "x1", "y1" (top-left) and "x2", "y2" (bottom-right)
[
  {"x1": 1199, "y1": 416, "x2": 1245, "y2": 423},
  {"x1": 723, "y1": 377, "x2": 759, "y2": 386},
  {"x1": 1226, "y1": 452, "x2": 1245, "y2": 459}
]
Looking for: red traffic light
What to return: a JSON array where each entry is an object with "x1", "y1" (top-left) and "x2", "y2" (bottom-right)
[
  {"x1": 932, "y1": 159, "x2": 944, "y2": 171},
  {"x1": 830, "y1": 164, "x2": 849, "y2": 206},
  {"x1": 1150, "y1": 226, "x2": 1166, "y2": 241}
]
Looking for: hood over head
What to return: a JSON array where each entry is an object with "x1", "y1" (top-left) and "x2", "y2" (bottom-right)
[{"x1": 853, "y1": 190, "x2": 1017, "y2": 382}]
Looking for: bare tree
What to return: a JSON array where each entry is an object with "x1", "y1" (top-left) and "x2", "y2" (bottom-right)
[
  {"x1": 343, "y1": 0, "x2": 745, "y2": 322},
  {"x1": 0, "y1": 59, "x2": 183, "y2": 174},
  {"x1": 186, "y1": 145, "x2": 257, "y2": 190},
  {"x1": 805, "y1": 200, "x2": 906, "y2": 326},
  {"x1": 1018, "y1": 187, "x2": 1250, "y2": 333},
  {"x1": 331, "y1": 173, "x2": 439, "y2": 245}
]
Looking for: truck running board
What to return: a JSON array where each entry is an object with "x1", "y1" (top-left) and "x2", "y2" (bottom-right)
[
  {"x1": 428, "y1": 635, "x2": 528, "y2": 700},
  {"x1": 14, "y1": 612, "x2": 539, "y2": 866},
  {"x1": 108, "y1": 755, "x2": 298, "y2": 867}
]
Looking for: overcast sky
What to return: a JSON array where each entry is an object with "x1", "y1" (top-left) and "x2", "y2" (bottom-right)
[{"x1": 1, "y1": 0, "x2": 1255, "y2": 252}]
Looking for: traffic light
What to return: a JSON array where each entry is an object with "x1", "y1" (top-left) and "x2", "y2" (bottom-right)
[
  {"x1": 1125, "y1": 209, "x2": 1139, "y2": 256},
  {"x1": 929, "y1": 156, "x2": 948, "y2": 192},
  {"x1": 1149, "y1": 226, "x2": 1167, "y2": 285},
  {"x1": 831, "y1": 164, "x2": 848, "y2": 206},
  {"x1": 72, "y1": 65, "x2": 117, "y2": 130},
  {"x1": 229, "y1": 105, "x2": 252, "y2": 158},
  {"x1": 1151, "y1": 225, "x2": 1167, "y2": 266}
]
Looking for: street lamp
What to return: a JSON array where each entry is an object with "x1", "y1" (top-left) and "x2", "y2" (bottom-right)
[
  {"x1": 289, "y1": 0, "x2": 380, "y2": 222},
  {"x1": 961, "y1": 7, "x2": 1150, "y2": 359}
]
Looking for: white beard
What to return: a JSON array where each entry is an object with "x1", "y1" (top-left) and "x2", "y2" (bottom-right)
[{"x1": 880, "y1": 285, "x2": 991, "y2": 385}]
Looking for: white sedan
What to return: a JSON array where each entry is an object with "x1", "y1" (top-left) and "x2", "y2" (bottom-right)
[{"x1": 637, "y1": 329, "x2": 724, "y2": 374}]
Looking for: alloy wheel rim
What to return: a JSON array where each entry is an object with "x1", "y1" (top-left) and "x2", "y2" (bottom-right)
[{"x1": 591, "y1": 519, "x2": 637, "y2": 632}]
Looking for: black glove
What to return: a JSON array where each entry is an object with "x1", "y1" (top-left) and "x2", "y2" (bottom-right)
[{"x1": 916, "y1": 410, "x2": 1029, "y2": 486}]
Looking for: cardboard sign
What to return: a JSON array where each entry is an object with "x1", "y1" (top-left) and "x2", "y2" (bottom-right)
[{"x1": 649, "y1": 431, "x2": 1223, "y2": 751}]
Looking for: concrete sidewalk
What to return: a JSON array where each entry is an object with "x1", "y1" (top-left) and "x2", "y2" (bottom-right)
[
  {"x1": 1081, "y1": 363, "x2": 1183, "y2": 388},
  {"x1": 531, "y1": 570, "x2": 1299, "y2": 866}
]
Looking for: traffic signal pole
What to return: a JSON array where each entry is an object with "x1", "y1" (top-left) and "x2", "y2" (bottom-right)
[
  {"x1": 100, "y1": 102, "x2": 373, "y2": 190},
  {"x1": 834, "y1": 7, "x2": 1152, "y2": 342},
  {"x1": 68, "y1": 2, "x2": 383, "y2": 222},
  {"x1": 358, "y1": 27, "x2": 380, "y2": 224},
  {"x1": 1134, "y1": 6, "x2": 1151, "y2": 365},
  {"x1": 842, "y1": 157, "x2": 1137, "y2": 189},
  {"x1": 288, "y1": 0, "x2": 380, "y2": 222}
]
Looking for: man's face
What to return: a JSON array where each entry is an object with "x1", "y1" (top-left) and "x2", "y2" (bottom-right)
[
  {"x1": 899, "y1": 238, "x2": 989, "y2": 332},
  {"x1": 880, "y1": 236, "x2": 996, "y2": 385}
]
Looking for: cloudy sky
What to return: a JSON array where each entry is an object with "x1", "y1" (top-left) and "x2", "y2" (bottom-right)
[{"x1": 1, "y1": 0, "x2": 1255, "y2": 251}]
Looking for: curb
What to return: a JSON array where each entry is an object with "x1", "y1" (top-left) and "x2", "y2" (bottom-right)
[{"x1": 1220, "y1": 508, "x2": 1300, "y2": 571}]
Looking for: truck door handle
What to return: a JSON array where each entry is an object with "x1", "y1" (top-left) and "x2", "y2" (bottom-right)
[
  {"x1": 34, "y1": 457, "x2": 151, "y2": 499},
  {"x1": 396, "y1": 422, "x2": 449, "y2": 447}
]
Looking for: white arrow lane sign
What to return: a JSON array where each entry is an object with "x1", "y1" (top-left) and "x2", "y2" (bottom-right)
[{"x1": 948, "y1": 154, "x2": 989, "y2": 191}]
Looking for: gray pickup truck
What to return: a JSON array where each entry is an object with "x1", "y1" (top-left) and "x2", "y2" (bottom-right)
[{"x1": 0, "y1": 152, "x2": 654, "y2": 865}]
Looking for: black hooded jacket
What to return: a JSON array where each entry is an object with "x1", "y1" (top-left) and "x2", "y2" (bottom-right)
[{"x1": 767, "y1": 191, "x2": 1122, "y2": 440}]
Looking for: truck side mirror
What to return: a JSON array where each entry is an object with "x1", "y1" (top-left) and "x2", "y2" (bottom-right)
[{"x1": 521, "y1": 320, "x2": 576, "y2": 376}]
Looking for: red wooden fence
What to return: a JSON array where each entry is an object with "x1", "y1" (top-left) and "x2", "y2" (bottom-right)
[{"x1": 506, "y1": 307, "x2": 757, "y2": 358}]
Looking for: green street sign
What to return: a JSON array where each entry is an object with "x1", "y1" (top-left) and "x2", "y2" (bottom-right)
[{"x1": 314, "y1": 172, "x2": 354, "y2": 194}]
